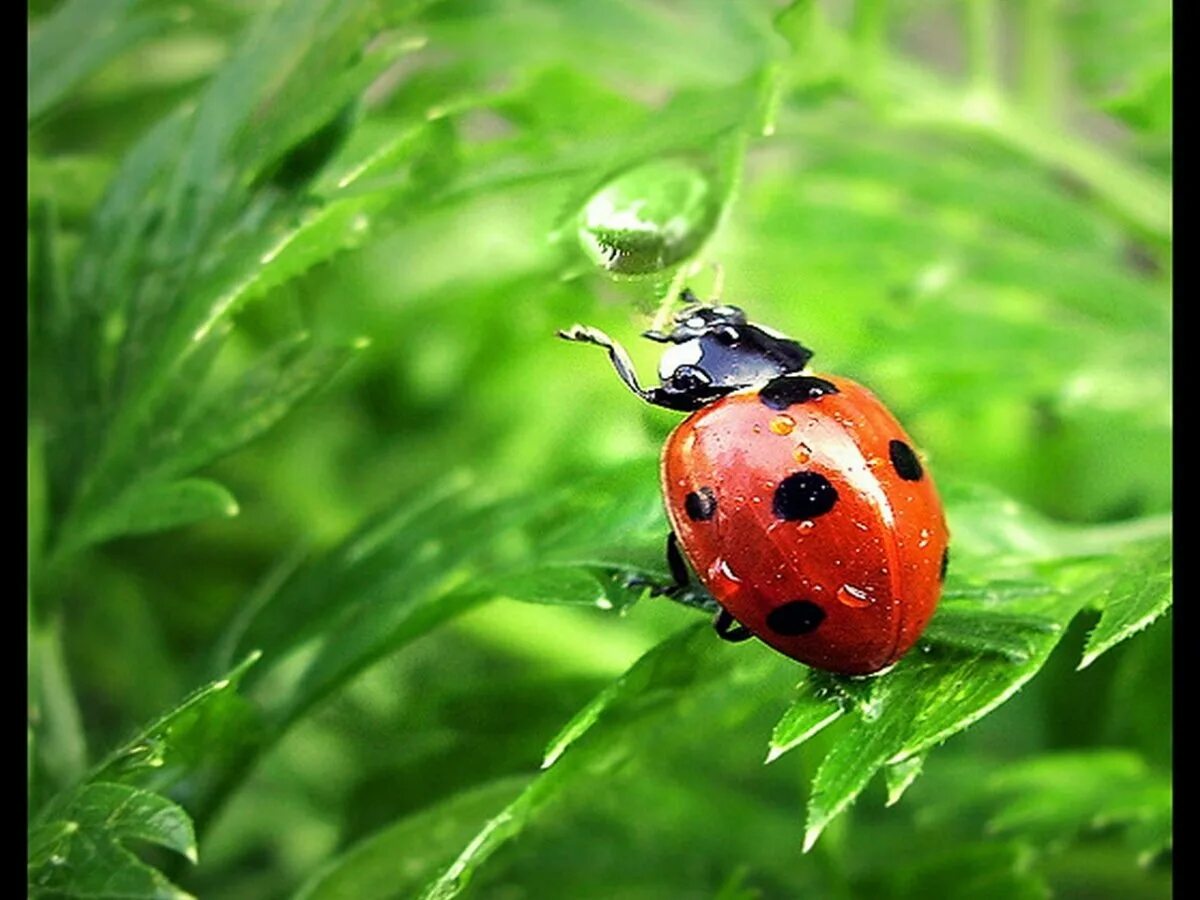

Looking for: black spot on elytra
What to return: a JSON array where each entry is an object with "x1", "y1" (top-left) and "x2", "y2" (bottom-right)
[
  {"x1": 889, "y1": 439, "x2": 923, "y2": 481},
  {"x1": 684, "y1": 487, "x2": 717, "y2": 521},
  {"x1": 773, "y1": 471, "x2": 838, "y2": 520},
  {"x1": 766, "y1": 600, "x2": 826, "y2": 635},
  {"x1": 939, "y1": 546, "x2": 950, "y2": 582},
  {"x1": 759, "y1": 374, "x2": 839, "y2": 411}
]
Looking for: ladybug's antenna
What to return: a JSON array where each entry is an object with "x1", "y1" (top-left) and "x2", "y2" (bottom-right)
[{"x1": 557, "y1": 324, "x2": 654, "y2": 402}]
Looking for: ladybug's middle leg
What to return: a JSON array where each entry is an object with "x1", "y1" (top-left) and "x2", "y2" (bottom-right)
[
  {"x1": 624, "y1": 532, "x2": 707, "y2": 603},
  {"x1": 627, "y1": 533, "x2": 753, "y2": 643}
]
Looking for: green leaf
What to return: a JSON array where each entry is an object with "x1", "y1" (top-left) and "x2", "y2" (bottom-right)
[
  {"x1": 68, "y1": 478, "x2": 239, "y2": 551},
  {"x1": 46, "y1": 1, "x2": 446, "y2": 569},
  {"x1": 1079, "y1": 536, "x2": 1172, "y2": 669},
  {"x1": 420, "y1": 626, "x2": 779, "y2": 900},
  {"x1": 541, "y1": 624, "x2": 714, "y2": 769},
  {"x1": 88, "y1": 651, "x2": 262, "y2": 791},
  {"x1": 293, "y1": 777, "x2": 531, "y2": 900},
  {"x1": 28, "y1": 155, "x2": 115, "y2": 227},
  {"x1": 983, "y1": 752, "x2": 1170, "y2": 862},
  {"x1": 29, "y1": 655, "x2": 260, "y2": 899},
  {"x1": 923, "y1": 603, "x2": 1063, "y2": 663},
  {"x1": 28, "y1": 784, "x2": 196, "y2": 900},
  {"x1": 29, "y1": 618, "x2": 89, "y2": 794},
  {"x1": 158, "y1": 335, "x2": 365, "y2": 481},
  {"x1": 884, "y1": 754, "x2": 924, "y2": 808},
  {"x1": 480, "y1": 565, "x2": 625, "y2": 610},
  {"x1": 765, "y1": 674, "x2": 845, "y2": 763},
  {"x1": 28, "y1": 0, "x2": 167, "y2": 124},
  {"x1": 787, "y1": 553, "x2": 1094, "y2": 850},
  {"x1": 228, "y1": 461, "x2": 664, "y2": 727}
]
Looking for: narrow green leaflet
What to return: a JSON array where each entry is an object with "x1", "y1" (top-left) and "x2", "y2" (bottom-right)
[
  {"x1": 294, "y1": 777, "x2": 531, "y2": 900},
  {"x1": 44, "y1": 0, "x2": 448, "y2": 568},
  {"x1": 884, "y1": 754, "x2": 925, "y2": 808},
  {"x1": 922, "y1": 603, "x2": 1062, "y2": 663},
  {"x1": 800, "y1": 589, "x2": 1083, "y2": 852},
  {"x1": 229, "y1": 461, "x2": 666, "y2": 728},
  {"x1": 29, "y1": 655, "x2": 261, "y2": 899},
  {"x1": 155, "y1": 336, "x2": 366, "y2": 483},
  {"x1": 765, "y1": 675, "x2": 845, "y2": 763},
  {"x1": 29, "y1": 784, "x2": 196, "y2": 900},
  {"x1": 477, "y1": 565, "x2": 626, "y2": 610},
  {"x1": 28, "y1": 0, "x2": 165, "y2": 124},
  {"x1": 420, "y1": 626, "x2": 778, "y2": 900},
  {"x1": 541, "y1": 624, "x2": 712, "y2": 769},
  {"x1": 1080, "y1": 536, "x2": 1172, "y2": 669},
  {"x1": 982, "y1": 751, "x2": 1170, "y2": 863},
  {"x1": 29, "y1": 618, "x2": 89, "y2": 794},
  {"x1": 859, "y1": 842, "x2": 1049, "y2": 900},
  {"x1": 86, "y1": 652, "x2": 262, "y2": 794},
  {"x1": 66, "y1": 478, "x2": 238, "y2": 552},
  {"x1": 756, "y1": 485, "x2": 1171, "y2": 851}
]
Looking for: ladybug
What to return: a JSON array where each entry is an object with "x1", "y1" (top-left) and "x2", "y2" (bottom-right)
[{"x1": 559, "y1": 292, "x2": 949, "y2": 675}]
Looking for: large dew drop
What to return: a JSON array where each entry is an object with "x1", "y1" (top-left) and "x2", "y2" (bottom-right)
[{"x1": 576, "y1": 158, "x2": 719, "y2": 275}]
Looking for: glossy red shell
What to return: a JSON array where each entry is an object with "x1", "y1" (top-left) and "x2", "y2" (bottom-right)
[{"x1": 661, "y1": 374, "x2": 949, "y2": 675}]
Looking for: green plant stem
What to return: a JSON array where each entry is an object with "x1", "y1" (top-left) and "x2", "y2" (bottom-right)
[
  {"x1": 1019, "y1": 0, "x2": 1059, "y2": 118},
  {"x1": 879, "y1": 62, "x2": 1171, "y2": 240},
  {"x1": 29, "y1": 616, "x2": 88, "y2": 797},
  {"x1": 965, "y1": 0, "x2": 1000, "y2": 93},
  {"x1": 776, "y1": 4, "x2": 1170, "y2": 241},
  {"x1": 852, "y1": 0, "x2": 888, "y2": 59}
]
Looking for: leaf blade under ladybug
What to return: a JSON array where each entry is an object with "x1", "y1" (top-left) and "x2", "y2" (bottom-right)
[{"x1": 765, "y1": 675, "x2": 845, "y2": 763}]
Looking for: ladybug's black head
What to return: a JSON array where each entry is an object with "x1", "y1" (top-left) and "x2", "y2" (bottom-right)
[{"x1": 642, "y1": 300, "x2": 814, "y2": 410}]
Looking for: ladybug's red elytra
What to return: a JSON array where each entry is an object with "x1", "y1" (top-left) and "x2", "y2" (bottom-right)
[{"x1": 559, "y1": 293, "x2": 949, "y2": 675}]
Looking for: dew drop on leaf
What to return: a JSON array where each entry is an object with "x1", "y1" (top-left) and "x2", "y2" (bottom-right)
[{"x1": 576, "y1": 158, "x2": 719, "y2": 275}]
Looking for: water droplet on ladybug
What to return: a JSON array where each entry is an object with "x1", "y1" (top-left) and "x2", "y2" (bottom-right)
[
  {"x1": 793, "y1": 442, "x2": 812, "y2": 463},
  {"x1": 799, "y1": 520, "x2": 815, "y2": 531},
  {"x1": 770, "y1": 414, "x2": 796, "y2": 435},
  {"x1": 918, "y1": 528, "x2": 931, "y2": 548},
  {"x1": 837, "y1": 584, "x2": 874, "y2": 608},
  {"x1": 707, "y1": 557, "x2": 742, "y2": 588}
]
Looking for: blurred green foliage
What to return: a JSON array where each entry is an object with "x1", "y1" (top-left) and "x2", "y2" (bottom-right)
[{"x1": 28, "y1": 1, "x2": 1170, "y2": 898}]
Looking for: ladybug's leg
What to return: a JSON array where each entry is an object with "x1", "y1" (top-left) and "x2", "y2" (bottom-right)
[
  {"x1": 630, "y1": 533, "x2": 753, "y2": 642},
  {"x1": 665, "y1": 531, "x2": 690, "y2": 590},
  {"x1": 713, "y1": 608, "x2": 753, "y2": 643},
  {"x1": 623, "y1": 533, "x2": 707, "y2": 601},
  {"x1": 557, "y1": 325, "x2": 657, "y2": 404},
  {"x1": 624, "y1": 532, "x2": 723, "y2": 612}
]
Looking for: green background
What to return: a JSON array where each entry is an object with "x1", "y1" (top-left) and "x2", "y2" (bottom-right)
[{"x1": 29, "y1": 1, "x2": 1171, "y2": 898}]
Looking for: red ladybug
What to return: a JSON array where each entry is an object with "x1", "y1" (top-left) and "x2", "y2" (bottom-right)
[{"x1": 560, "y1": 293, "x2": 949, "y2": 675}]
